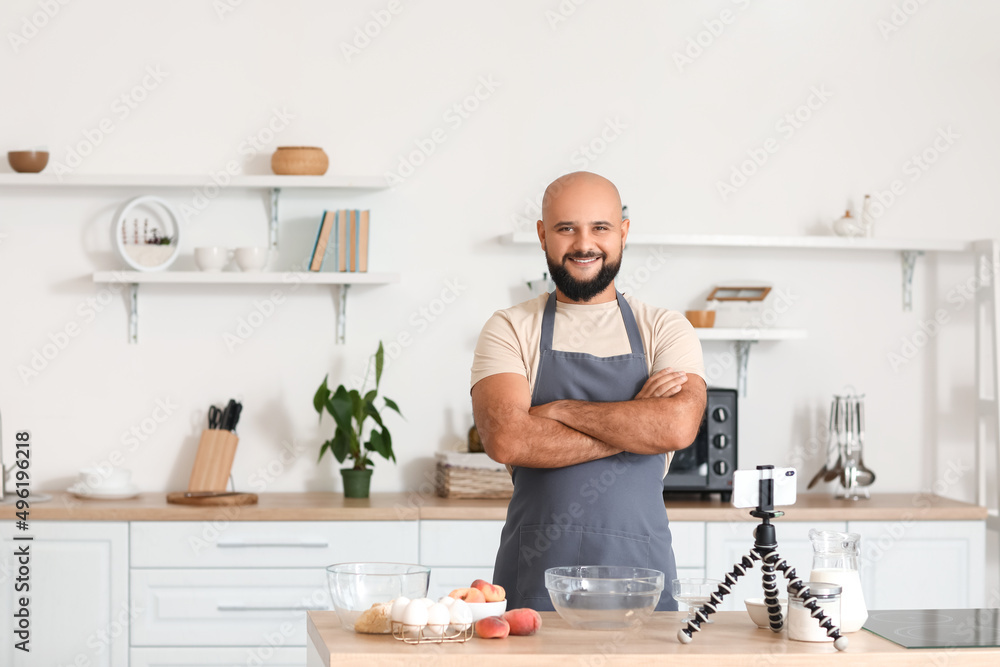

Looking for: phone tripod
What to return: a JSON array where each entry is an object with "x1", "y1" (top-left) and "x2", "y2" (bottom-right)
[{"x1": 676, "y1": 467, "x2": 848, "y2": 651}]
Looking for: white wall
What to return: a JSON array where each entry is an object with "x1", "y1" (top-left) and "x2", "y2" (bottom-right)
[{"x1": 0, "y1": 0, "x2": 997, "y2": 505}]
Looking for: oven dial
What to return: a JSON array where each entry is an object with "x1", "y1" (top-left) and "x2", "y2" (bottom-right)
[
  {"x1": 712, "y1": 407, "x2": 729, "y2": 422},
  {"x1": 713, "y1": 461, "x2": 729, "y2": 475},
  {"x1": 713, "y1": 434, "x2": 728, "y2": 449}
]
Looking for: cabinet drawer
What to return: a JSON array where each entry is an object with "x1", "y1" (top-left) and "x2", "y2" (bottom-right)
[
  {"x1": 131, "y1": 521, "x2": 417, "y2": 568},
  {"x1": 131, "y1": 569, "x2": 329, "y2": 646},
  {"x1": 419, "y1": 520, "x2": 504, "y2": 566},
  {"x1": 131, "y1": 647, "x2": 305, "y2": 666}
]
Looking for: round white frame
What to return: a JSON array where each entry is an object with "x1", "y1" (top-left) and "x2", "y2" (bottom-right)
[{"x1": 113, "y1": 195, "x2": 182, "y2": 272}]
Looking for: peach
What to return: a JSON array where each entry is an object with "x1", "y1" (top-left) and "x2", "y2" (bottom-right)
[
  {"x1": 475, "y1": 615, "x2": 510, "y2": 639},
  {"x1": 471, "y1": 579, "x2": 506, "y2": 603},
  {"x1": 448, "y1": 587, "x2": 486, "y2": 604},
  {"x1": 501, "y1": 608, "x2": 542, "y2": 636}
]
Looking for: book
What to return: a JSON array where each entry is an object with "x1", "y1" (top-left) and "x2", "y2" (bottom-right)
[
  {"x1": 309, "y1": 210, "x2": 335, "y2": 272},
  {"x1": 358, "y1": 210, "x2": 370, "y2": 272},
  {"x1": 337, "y1": 209, "x2": 348, "y2": 272},
  {"x1": 320, "y1": 210, "x2": 339, "y2": 271},
  {"x1": 348, "y1": 209, "x2": 358, "y2": 272}
]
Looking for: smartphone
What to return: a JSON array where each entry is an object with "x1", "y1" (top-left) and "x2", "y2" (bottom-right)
[{"x1": 732, "y1": 467, "x2": 797, "y2": 508}]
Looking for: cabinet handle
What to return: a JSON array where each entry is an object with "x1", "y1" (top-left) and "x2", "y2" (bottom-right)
[
  {"x1": 218, "y1": 604, "x2": 328, "y2": 612},
  {"x1": 216, "y1": 540, "x2": 329, "y2": 548}
]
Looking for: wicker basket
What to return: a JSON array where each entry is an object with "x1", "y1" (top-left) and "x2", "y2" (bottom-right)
[{"x1": 435, "y1": 452, "x2": 512, "y2": 499}]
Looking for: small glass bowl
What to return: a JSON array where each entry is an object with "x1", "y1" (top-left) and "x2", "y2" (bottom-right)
[{"x1": 545, "y1": 565, "x2": 664, "y2": 630}]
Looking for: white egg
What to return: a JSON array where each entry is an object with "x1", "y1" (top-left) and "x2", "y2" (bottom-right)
[
  {"x1": 390, "y1": 597, "x2": 411, "y2": 624},
  {"x1": 437, "y1": 596, "x2": 456, "y2": 607},
  {"x1": 425, "y1": 602, "x2": 451, "y2": 636},
  {"x1": 413, "y1": 597, "x2": 434, "y2": 608},
  {"x1": 401, "y1": 599, "x2": 429, "y2": 629},
  {"x1": 449, "y1": 598, "x2": 473, "y2": 632}
]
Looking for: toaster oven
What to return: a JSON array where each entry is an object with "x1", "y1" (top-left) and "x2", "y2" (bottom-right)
[{"x1": 663, "y1": 387, "x2": 737, "y2": 500}]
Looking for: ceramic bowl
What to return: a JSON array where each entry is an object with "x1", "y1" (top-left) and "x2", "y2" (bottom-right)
[
  {"x1": 685, "y1": 310, "x2": 716, "y2": 328},
  {"x1": 235, "y1": 247, "x2": 269, "y2": 272},
  {"x1": 466, "y1": 600, "x2": 507, "y2": 622},
  {"x1": 745, "y1": 597, "x2": 788, "y2": 629},
  {"x1": 194, "y1": 247, "x2": 230, "y2": 272},
  {"x1": 8, "y1": 150, "x2": 49, "y2": 173}
]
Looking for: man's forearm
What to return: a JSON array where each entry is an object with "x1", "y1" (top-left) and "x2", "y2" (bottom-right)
[
  {"x1": 536, "y1": 398, "x2": 697, "y2": 454},
  {"x1": 499, "y1": 415, "x2": 621, "y2": 468}
]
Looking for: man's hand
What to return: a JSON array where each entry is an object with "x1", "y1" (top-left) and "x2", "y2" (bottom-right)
[{"x1": 635, "y1": 368, "x2": 688, "y2": 399}]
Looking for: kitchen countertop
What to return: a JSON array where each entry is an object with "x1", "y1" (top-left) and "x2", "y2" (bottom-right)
[
  {"x1": 305, "y1": 610, "x2": 1000, "y2": 666},
  {"x1": 0, "y1": 491, "x2": 985, "y2": 521}
]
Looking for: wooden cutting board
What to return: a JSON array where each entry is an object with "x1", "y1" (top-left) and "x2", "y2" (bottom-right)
[{"x1": 166, "y1": 492, "x2": 258, "y2": 506}]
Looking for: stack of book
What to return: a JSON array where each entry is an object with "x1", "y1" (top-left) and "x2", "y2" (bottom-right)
[{"x1": 308, "y1": 209, "x2": 370, "y2": 272}]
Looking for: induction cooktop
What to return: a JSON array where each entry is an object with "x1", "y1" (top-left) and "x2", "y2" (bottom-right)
[{"x1": 862, "y1": 609, "x2": 1000, "y2": 649}]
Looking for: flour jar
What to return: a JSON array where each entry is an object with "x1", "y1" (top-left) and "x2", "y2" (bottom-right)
[{"x1": 787, "y1": 582, "x2": 842, "y2": 642}]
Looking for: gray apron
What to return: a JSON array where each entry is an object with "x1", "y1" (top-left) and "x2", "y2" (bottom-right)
[{"x1": 492, "y1": 291, "x2": 679, "y2": 611}]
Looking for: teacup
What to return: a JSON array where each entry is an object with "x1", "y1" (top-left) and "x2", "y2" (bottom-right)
[
  {"x1": 235, "y1": 247, "x2": 269, "y2": 272},
  {"x1": 78, "y1": 467, "x2": 132, "y2": 493},
  {"x1": 194, "y1": 247, "x2": 231, "y2": 272}
]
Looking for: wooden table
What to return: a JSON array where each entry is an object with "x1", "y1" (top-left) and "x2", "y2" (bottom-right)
[{"x1": 306, "y1": 610, "x2": 1000, "y2": 666}]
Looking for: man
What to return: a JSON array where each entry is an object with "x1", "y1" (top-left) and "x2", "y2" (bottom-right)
[{"x1": 470, "y1": 171, "x2": 707, "y2": 611}]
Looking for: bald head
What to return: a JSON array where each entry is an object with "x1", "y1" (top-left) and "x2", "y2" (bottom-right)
[{"x1": 541, "y1": 171, "x2": 623, "y2": 225}]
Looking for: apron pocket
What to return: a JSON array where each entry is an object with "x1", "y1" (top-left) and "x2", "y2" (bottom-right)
[
  {"x1": 516, "y1": 524, "x2": 583, "y2": 601},
  {"x1": 579, "y1": 526, "x2": 651, "y2": 570}
]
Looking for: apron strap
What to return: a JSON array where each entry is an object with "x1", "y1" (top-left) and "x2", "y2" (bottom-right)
[{"x1": 540, "y1": 290, "x2": 644, "y2": 355}]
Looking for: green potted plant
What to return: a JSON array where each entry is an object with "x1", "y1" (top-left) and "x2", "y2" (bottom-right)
[{"x1": 313, "y1": 342, "x2": 402, "y2": 498}]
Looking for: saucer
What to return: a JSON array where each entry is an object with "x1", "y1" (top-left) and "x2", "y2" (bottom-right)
[{"x1": 68, "y1": 483, "x2": 140, "y2": 500}]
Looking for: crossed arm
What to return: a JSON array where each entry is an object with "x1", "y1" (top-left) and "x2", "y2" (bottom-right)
[{"x1": 471, "y1": 368, "x2": 707, "y2": 468}]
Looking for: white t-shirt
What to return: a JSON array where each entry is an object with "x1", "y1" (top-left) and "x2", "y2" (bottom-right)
[{"x1": 470, "y1": 292, "x2": 706, "y2": 471}]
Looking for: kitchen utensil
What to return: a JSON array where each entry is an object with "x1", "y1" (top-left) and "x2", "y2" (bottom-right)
[
  {"x1": 808, "y1": 397, "x2": 840, "y2": 489},
  {"x1": 271, "y1": 146, "x2": 329, "y2": 175},
  {"x1": 809, "y1": 529, "x2": 868, "y2": 632},
  {"x1": 854, "y1": 400, "x2": 876, "y2": 486},
  {"x1": 672, "y1": 577, "x2": 721, "y2": 624},
  {"x1": 545, "y1": 566, "x2": 664, "y2": 630},
  {"x1": 326, "y1": 563, "x2": 431, "y2": 632},
  {"x1": 745, "y1": 597, "x2": 788, "y2": 629},
  {"x1": 194, "y1": 247, "x2": 230, "y2": 272},
  {"x1": 208, "y1": 405, "x2": 222, "y2": 429},
  {"x1": 823, "y1": 399, "x2": 844, "y2": 483},
  {"x1": 235, "y1": 247, "x2": 269, "y2": 272},
  {"x1": 8, "y1": 150, "x2": 49, "y2": 173}
]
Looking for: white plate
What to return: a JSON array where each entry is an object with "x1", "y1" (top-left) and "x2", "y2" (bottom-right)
[{"x1": 67, "y1": 483, "x2": 140, "y2": 500}]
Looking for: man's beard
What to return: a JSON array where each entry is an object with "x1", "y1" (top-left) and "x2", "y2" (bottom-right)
[{"x1": 546, "y1": 250, "x2": 623, "y2": 302}]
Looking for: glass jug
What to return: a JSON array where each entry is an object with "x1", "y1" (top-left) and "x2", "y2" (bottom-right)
[{"x1": 808, "y1": 529, "x2": 868, "y2": 632}]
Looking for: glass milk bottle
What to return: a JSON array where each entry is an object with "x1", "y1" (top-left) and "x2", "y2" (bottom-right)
[{"x1": 808, "y1": 529, "x2": 868, "y2": 632}]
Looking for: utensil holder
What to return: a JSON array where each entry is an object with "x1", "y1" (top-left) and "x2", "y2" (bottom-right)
[{"x1": 187, "y1": 429, "x2": 239, "y2": 492}]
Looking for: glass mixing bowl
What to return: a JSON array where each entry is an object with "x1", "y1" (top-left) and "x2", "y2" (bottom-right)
[
  {"x1": 545, "y1": 565, "x2": 664, "y2": 630},
  {"x1": 326, "y1": 562, "x2": 431, "y2": 631}
]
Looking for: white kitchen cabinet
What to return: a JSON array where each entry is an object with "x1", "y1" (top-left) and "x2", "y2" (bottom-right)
[
  {"x1": 131, "y1": 568, "x2": 328, "y2": 646},
  {"x1": 0, "y1": 521, "x2": 129, "y2": 667},
  {"x1": 131, "y1": 520, "x2": 417, "y2": 568},
  {"x1": 131, "y1": 647, "x2": 304, "y2": 666},
  {"x1": 420, "y1": 520, "x2": 504, "y2": 567},
  {"x1": 670, "y1": 521, "x2": 706, "y2": 569},
  {"x1": 705, "y1": 521, "x2": 846, "y2": 611},
  {"x1": 848, "y1": 520, "x2": 986, "y2": 610}
]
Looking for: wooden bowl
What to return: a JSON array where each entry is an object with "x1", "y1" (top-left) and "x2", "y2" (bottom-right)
[
  {"x1": 8, "y1": 150, "x2": 49, "y2": 173},
  {"x1": 685, "y1": 310, "x2": 716, "y2": 328},
  {"x1": 270, "y1": 146, "x2": 329, "y2": 175}
]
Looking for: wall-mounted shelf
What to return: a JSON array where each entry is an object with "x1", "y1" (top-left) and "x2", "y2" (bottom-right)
[
  {"x1": 694, "y1": 328, "x2": 808, "y2": 396},
  {"x1": 92, "y1": 271, "x2": 399, "y2": 345},
  {"x1": 501, "y1": 232, "x2": 971, "y2": 311},
  {"x1": 0, "y1": 173, "x2": 387, "y2": 248}
]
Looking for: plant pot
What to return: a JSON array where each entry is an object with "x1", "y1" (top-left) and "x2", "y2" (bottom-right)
[{"x1": 340, "y1": 468, "x2": 373, "y2": 499}]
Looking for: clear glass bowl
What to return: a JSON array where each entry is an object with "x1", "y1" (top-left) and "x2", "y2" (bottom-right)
[
  {"x1": 545, "y1": 566, "x2": 664, "y2": 630},
  {"x1": 326, "y1": 562, "x2": 430, "y2": 631}
]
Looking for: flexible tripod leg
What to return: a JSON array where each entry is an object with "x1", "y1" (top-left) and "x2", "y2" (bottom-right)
[
  {"x1": 759, "y1": 555, "x2": 783, "y2": 633},
  {"x1": 765, "y1": 551, "x2": 849, "y2": 651},
  {"x1": 677, "y1": 549, "x2": 764, "y2": 643}
]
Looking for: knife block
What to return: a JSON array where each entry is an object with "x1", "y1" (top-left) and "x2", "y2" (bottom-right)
[{"x1": 187, "y1": 429, "x2": 239, "y2": 492}]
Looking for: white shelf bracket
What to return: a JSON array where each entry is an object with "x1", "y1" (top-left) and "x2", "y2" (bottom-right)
[
  {"x1": 901, "y1": 250, "x2": 923, "y2": 311},
  {"x1": 269, "y1": 187, "x2": 281, "y2": 249},
  {"x1": 128, "y1": 283, "x2": 139, "y2": 344},
  {"x1": 336, "y1": 284, "x2": 350, "y2": 344},
  {"x1": 734, "y1": 340, "x2": 754, "y2": 397}
]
